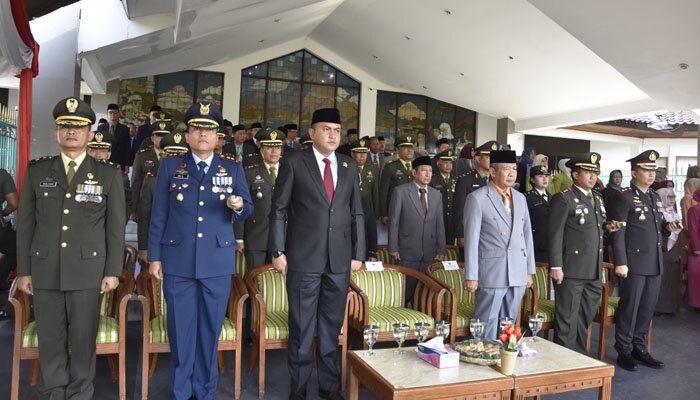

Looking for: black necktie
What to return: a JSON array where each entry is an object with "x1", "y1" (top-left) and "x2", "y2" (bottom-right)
[{"x1": 198, "y1": 161, "x2": 207, "y2": 182}]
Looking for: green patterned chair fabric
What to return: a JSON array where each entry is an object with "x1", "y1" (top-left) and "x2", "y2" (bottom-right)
[
  {"x1": 525, "y1": 267, "x2": 554, "y2": 322},
  {"x1": 368, "y1": 308, "x2": 434, "y2": 333},
  {"x1": 443, "y1": 247, "x2": 460, "y2": 262},
  {"x1": 604, "y1": 296, "x2": 619, "y2": 317},
  {"x1": 149, "y1": 315, "x2": 237, "y2": 344},
  {"x1": 431, "y1": 268, "x2": 474, "y2": 328},
  {"x1": 236, "y1": 251, "x2": 247, "y2": 277},
  {"x1": 351, "y1": 270, "x2": 403, "y2": 308},
  {"x1": 376, "y1": 248, "x2": 396, "y2": 265},
  {"x1": 22, "y1": 316, "x2": 119, "y2": 348},
  {"x1": 526, "y1": 299, "x2": 555, "y2": 323},
  {"x1": 257, "y1": 270, "x2": 290, "y2": 340}
]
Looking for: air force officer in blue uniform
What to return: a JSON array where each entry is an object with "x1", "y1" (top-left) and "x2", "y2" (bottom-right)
[{"x1": 148, "y1": 102, "x2": 253, "y2": 400}]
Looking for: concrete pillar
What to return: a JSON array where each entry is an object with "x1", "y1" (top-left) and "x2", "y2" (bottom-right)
[
  {"x1": 497, "y1": 117, "x2": 514, "y2": 148},
  {"x1": 29, "y1": 4, "x2": 82, "y2": 159},
  {"x1": 476, "y1": 113, "x2": 498, "y2": 145}
]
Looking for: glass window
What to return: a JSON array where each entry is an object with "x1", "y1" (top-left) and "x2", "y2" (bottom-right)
[
  {"x1": 336, "y1": 86, "x2": 359, "y2": 133},
  {"x1": 242, "y1": 63, "x2": 267, "y2": 78},
  {"x1": 375, "y1": 91, "x2": 397, "y2": 150},
  {"x1": 268, "y1": 51, "x2": 303, "y2": 81},
  {"x1": 196, "y1": 72, "x2": 224, "y2": 110},
  {"x1": 240, "y1": 49, "x2": 361, "y2": 132},
  {"x1": 303, "y1": 51, "x2": 336, "y2": 84},
  {"x1": 240, "y1": 77, "x2": 266, "y2": 126},
  {"x1": 336, "y1": 71, "x2": 360, "y2": 88},
  {"x1": 265, "y1": 80, "x2": 301, "y2": 130}
]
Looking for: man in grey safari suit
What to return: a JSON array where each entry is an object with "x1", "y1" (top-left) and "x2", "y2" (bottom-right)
[
  {"x1": 389, "y1": 156, "x2": 446, "y2": 305},
  {"x1": 463, "y1": 150, "x2": 535, "y2": 339}
]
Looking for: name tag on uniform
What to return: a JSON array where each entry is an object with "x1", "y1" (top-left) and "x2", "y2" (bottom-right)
[
  {"x1": 39, "y1": 179, "x2": 57, "y2": 187},
  {"x1": 144, "y1": 160, "x2": 155, "y2": 167},
  {"x1": 365, "y1": 261, "x2": 384, "y2": 271},
  {"x1": 442, "y1": 260, "x2": 459, "y2": 270}
]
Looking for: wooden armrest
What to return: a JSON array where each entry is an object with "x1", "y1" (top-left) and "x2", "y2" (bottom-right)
[{"x1": 347, "y1": 279, "x2": 369, "y2": 327}]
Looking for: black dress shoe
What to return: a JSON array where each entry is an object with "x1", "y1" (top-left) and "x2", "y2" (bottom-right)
[
  {"x1": 632, "y1": 349, "x2": 665, "y2": 369},
  {"x1": 318, "y1": 389, "x2": 345, "y2": 400},
  {"x1": 616, "y1": 353, "x2": 638, "y2": 371}
]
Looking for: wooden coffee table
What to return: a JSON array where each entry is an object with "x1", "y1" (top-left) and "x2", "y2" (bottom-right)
[
  {"x1": 347, "y1": 347, "x2": 513, "y2": 400},
  {"x1": 510, "y1": 339, "x2": 614, "y2": 400}
]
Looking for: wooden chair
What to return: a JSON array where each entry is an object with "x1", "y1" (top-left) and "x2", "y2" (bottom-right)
[
  {"x1": 10, "y1": 244, "x2": 137, "y2": 400},
  {"x1": 375, "y1": 245, "x2": 460, "y2": 264},
  {"x1": 586, "y1": 262, "x2": 653, "y2": 360},
  {"x1": 348, "y1": 264, "x2": 447, "y2": 345},
  {"x1": 522, "y1": 262, "x2": 555, "y2": 339},
  {"x1": 137, "y1": 273, "x2": 248, "y2": 399},
  {"x1": 426, "y1": 261, "x2": 474, "y2": 343},
  {"x1": 245, "y1": 264, "x2": 352, "y2": 399}
]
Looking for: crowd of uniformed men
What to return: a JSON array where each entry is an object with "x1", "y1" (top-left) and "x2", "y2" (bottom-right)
[{"x1": 14, "y1": 96, "x2": 680, "y2": 399}]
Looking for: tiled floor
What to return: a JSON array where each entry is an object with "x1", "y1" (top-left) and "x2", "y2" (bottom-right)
[{"x1": 1, "y1": 292, "x2": 699, "y2": 399}]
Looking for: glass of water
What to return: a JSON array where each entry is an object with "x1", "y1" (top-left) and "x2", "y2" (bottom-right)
[
  {"x1": 363, "y1": 324, "x2": 379, "y2": 356},
  {"x1": 392, "y1": 323, "x2": 409, "y2": 354},
  {"x1": 414, "y1": 321, "x2": 430, "y2": 344},
  {"x1": 529, "y1": 314, "x2": 543, "y2": 342},
  {"x1": 470, "y1": 318, "x2": 484, "y2": 340},
  {"x1": 436, "y1": 320, "x2": 450, "y2": 342},
  {"x1": 499, "y1": 317, "x2": 514, "y2": 333}
]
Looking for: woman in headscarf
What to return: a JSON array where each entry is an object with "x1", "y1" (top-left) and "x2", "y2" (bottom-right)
[
  {"x1": 516, "y1": 147, "x2": 535, "y2": 193},
  {"x1": 453, "y1": 143, "x2": 474, "y2": 177},
  {"x1": 548, "y1": 158, "x2": 573, "y2": 195},
  {"x1": 654, "y1": 188, "x2": 683, "y2": 315},
  {"x1": 603, "y1": 170, "x2": 623, "y2": 206},
  {"x1": 681, "y1": 178, "x2": 700, "y2": 237},
  {"x1": 685, "y1": 187, "x2": 700, "y2": 311}
]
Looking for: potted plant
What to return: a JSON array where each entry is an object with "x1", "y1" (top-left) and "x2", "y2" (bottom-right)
[{"x1": 498, "y1": 324, "x2": 523, "y2": 375}]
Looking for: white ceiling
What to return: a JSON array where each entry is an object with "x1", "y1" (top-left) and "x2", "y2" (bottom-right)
[{"x1": 74, "y1": 0, "x2": 700, "y2": 131}]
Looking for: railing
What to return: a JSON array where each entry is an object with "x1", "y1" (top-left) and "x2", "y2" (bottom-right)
[{"x1": 0, "y1": 104, "x2": 18, "y2": 180}]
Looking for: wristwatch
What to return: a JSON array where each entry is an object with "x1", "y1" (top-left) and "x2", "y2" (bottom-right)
[{"x1": 272, "y1": 251, "x2": 284, "y2": 258}]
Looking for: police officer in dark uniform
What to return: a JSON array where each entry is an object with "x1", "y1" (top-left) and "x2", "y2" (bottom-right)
[
  {"x1": 430, "y1": 148, "x2": 457, "y2": 245},
  {"x1": 148, "y1": 102, "x2": 253, "y2": 399},
  {"x1": 351, "y1": 138, "x2": 380, "y2": 215},
  {"x1": 378, "y1": 134, "x2": 416, "y2": 224},
  {"x1": 234, "y1": 128, "x2": 283, "y2": 270},
  {"x1": 526, "y1": 165, "x2": 551, "y2": 263},
  {"x1": 453, "y1": 140, "x2": 498, "y2": 247},
  {"x1": 610, "y1": 150, "x2": 677, "y2": 371},
  {"x1": 16, "y1": 97, "x2": 125, "y2": 399},
  {"x1": 130, "y1": 119, "x2": 171, "y2": 263},
  {"x1": 548, "y1": 153, "x2": 622, "y2": 353}
]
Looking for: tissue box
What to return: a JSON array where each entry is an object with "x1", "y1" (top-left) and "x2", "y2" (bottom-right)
[{"x1": 416, "y1": 347, "x2": 460, "y2": 368}]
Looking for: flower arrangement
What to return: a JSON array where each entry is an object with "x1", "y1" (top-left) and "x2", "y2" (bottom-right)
[{"x1": 499, "y1": 324, "x2": 523, "y2": 352}]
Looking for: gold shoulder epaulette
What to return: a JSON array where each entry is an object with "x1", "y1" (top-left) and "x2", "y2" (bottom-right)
[
  {"x1": 621, "y1": 187, "x2": 632, "y2": 193},
  {"x1": 97, "y1": 159, "x2": 120, "y2": 168},
  {"x1": 29, "y1": 155, "x2": 56, "y2": 164},
  {"x1": 138, "y1": 146, "x2": 152, "y2": 153},
  {"x1": 561, "y1": 188, "x2": 571, "y2": 194},
  {"x1": 219, "y1": 153, "x2": 238, "y2": 163}
]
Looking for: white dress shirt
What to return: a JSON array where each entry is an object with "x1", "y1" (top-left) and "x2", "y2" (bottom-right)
[
  {"x1": 192, "y1": 152, "x2": 215, "y2": 174},
  {"x1": 312, "y1": 146, "x2": 337, "y2": 188}
]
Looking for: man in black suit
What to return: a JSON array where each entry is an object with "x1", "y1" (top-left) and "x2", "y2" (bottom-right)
[
  {"x1": 223, "y1": 124, "x2": 258, "y2": 164},
  {"x1": 98, "y1": 103, "x2": 131, "y2": 170},
  {"x1": 369, "y1": 136, "x2": 388, "y2": 171},
  {"x1": 134, "y1": 105, "x2": 161, "y2": 152},
  {"x1": 269, "y1": 108, "x2": 365, "y2": 400}
]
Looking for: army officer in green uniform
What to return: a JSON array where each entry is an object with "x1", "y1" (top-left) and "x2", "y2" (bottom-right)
[
  {"x1": 430, "y1": 148, "x2": 457, "y2": 245},
  {"x1": 130, "y1": 119, "x2": 171, "y2": 264},
  {"x1": 378, "y1": 134, "x2": 416, "y2": 224},
  {"x1": 548, "y1": 152, "x2": 621, "y2": 353},
  {"x1": 16, "y1": 97, "x2": 125, "y2": 399},
  {"x1": 351, "y1": 138, "x2": 380, "y2": 215}
]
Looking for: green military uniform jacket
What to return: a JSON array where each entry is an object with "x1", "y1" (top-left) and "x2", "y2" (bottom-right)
[
  {"x1": 233, "y1": 161, "x2": 275, "y2": 252},
  {"x1": 131, "y1": 146, "x2": 160, "y2": 250},
  {"x1": 547, "y1": 186, "x2": 605, "y2": 280},
  {"x1": 358, "y1": 163, "x2": 380, "y2": 216},
  {"x1": 430, "y1": 172, "x2": 457, "y2": 244},
  {"x1": 549, "y1": 171, "x2": 573, "y2": 196},
  {"x1": 16, "y1": 155, "x2": 126, "y2": 290},
  {"x1": 378, "y1": 158, "x2": 413, "y2": 218}
]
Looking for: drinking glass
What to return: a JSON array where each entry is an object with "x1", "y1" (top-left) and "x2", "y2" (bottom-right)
[
  {"x1": 470, "y1": 318, "x2": 484, "y2": 340},
  {"x1": 363, "y1": 324, "x2": 379, "y2": 356},
  {"x1": 392, "y1": 323, "x2": 409, "y2": 354},
  {"x1": 414, "y1": 322, "x2": 430, "y2": 344},
  {"x1": 499, "y1": 317, "x2": 514, "y2": 333},
  {"x1": 436, "y1": 320, "x2": 450, "y2": 342},
  {"x1": 529, "y1": 314, "x2": 543, "y2": 342}
]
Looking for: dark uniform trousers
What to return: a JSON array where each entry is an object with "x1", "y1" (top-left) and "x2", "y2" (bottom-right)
[
  {"x1": 615, "y1": 274, "x2": 661, "y2": 354},
  {"x1": 34, "y1": 288, "x2": 101, "y2": 400},
  {"x1": 286, "y1": 265, "x2": 349, "y2": 394},
  {"x1": 553, "y1": 278, "x2": 602, "y2": 353}
]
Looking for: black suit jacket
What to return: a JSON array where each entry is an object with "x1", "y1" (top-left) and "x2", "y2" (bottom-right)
[
  {"x1": 268, "y1": 148, "x2": 365, "y2": 273},
  {"x1": 98, "y1": 123, "x2": 131, "y2": 167}
]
